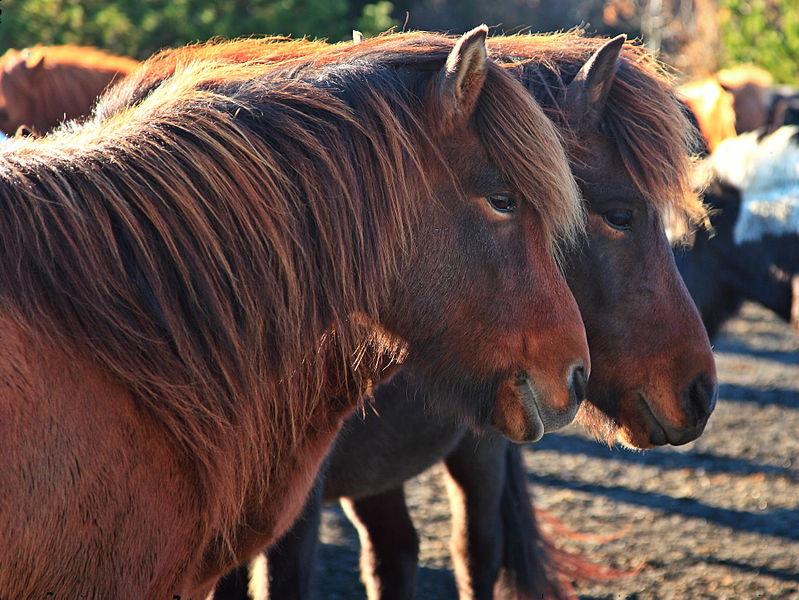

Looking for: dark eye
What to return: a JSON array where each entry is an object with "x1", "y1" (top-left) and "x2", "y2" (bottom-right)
[
  {"x1": 487, "y1": 193, "x2": 518, "y2": 214},
  {"x1": 602, "y1": 209, "x2": 633, "y2": 231}
]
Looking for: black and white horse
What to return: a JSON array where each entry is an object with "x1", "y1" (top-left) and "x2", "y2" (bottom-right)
[{"x1": 677, "y1": 125, "x2": 799, "y2": 339}]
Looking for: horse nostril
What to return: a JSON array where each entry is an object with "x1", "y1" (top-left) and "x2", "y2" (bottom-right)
[
  {"x1": 569, "y1": 364, "x2": 588, "y2": 403},
  {"x1": 684, "y1": 374, "x2": 717, "y2": 420}
]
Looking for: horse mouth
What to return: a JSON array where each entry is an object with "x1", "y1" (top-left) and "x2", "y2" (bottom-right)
[
  {"x1": 512, "y1": 374, "x2": 582, "y2": 441},
  {"x1": 639, "y1": 392, "x2": 706, "y2": 447},
  {"x1": 513, "y1": 376, "x2": 546, "y2": 442},
  {"x1": 635, "y1": 394, "x2": 670, "y2": 446}
]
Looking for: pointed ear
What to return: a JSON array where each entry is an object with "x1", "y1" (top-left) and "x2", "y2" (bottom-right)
[
  {"x1": 435, "y1": 25, "x2": 489, "y2": 128},
  {"x1": 563, "y1": 34, "x2": 625, "y2": 128},
  {"x1": 25, "y1": 55, "x2": 45, "y2": 77},
  {"x1": 352, "y1": 30, "x2": 364, "y2": 45},
  {"x1": 3, "y1": 50, "x2": 24, "y2": 75}
]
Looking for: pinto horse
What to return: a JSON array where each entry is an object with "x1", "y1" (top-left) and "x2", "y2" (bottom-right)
[
  {"x1": 677, "y1": 125, "x2": 799, "y2": 340},
  {"x1": 0, "y1": 28, "x2": 592, "y2": 599},
  {"x1": 205, "y1": 33, "x2": 717, "y2": 600},
  {"x1": 0, "y1": 45, "x2": 138, "y2": 136}
]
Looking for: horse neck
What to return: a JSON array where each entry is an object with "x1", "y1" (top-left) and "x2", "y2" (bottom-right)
[{"x1": 31, "y1": 62, "x2": 125, "y2": 130}]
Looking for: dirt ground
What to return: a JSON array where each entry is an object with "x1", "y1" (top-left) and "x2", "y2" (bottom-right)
[{"x1": 299, "y1": 301, "x2": 799, "y2": 599}]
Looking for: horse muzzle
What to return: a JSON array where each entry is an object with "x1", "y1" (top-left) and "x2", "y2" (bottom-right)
[
  {"x1": 491, "y1": 363, "x2": 587, "y2": 443},
  {"x1": 628, "y1": 373, "x2": 718, "y2": 447}
]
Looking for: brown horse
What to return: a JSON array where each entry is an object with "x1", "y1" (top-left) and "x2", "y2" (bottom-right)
[
  {"x1": 0, "y1": 45, "x2": 138, "y2": 135},
  {"x1": 0, "y1": 28, "x2": 590, "y2": 599},
  {"x1": 211, "y1": 32, "x2": 717, "y2": 600}
]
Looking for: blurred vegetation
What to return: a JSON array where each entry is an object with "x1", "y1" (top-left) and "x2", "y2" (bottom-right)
[
  {"x1": 718, "y1": 0, "x2": 799, "y2": 83},
  {"x1": 0, "y1": 0, "x2": 396, "y2": 59},
  {"x1": 0, "y1": 0, "x2": 797, "y2": 83}
]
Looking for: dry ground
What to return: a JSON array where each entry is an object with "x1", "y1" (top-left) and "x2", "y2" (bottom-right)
[{"x1": 305, "y1": 301, "x2": 799, "y2": 599}]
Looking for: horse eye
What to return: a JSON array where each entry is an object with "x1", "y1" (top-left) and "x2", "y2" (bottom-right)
[
  {"x1": 487, "y1": 193, "x2": 518, "y2": 214},
  {"x1": 602, "y1": 209, "x2": 633, "y2": 230}
]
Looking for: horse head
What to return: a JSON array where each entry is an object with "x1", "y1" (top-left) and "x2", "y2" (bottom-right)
[
  {"x1": 383, "y1": 27, "x2": 590, "y2": 443},
  {"x1": 554, "y1": 36, "x2": 718, "y2": 448}
]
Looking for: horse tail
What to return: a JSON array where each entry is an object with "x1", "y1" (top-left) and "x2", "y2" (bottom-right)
[
  {"x1": 496, "y1": 442, "x2": 572, "y2": 600},
  {"x1": 496, "y1": 443, "x2": 639, "y2": 599}
]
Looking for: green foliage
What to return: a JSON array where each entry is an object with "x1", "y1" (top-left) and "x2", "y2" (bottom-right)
[
  {"x1": 0, "y1": 0, "x2": 397, "y2": 60},
  {"x1": 719, "y1": 0, "x2": 799, "y2": 84}
]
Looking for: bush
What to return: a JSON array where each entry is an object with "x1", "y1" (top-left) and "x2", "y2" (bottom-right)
[
  {"x1": 719, "y1": 0, "x2": 799, "y2": 83},
  {"x1": 0, "y1": 0, "x2": 397, "y2": 60}
]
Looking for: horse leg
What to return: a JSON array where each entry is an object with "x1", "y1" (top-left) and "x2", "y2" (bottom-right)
[
  {"x1": 495, "y1": 442, "x2": 569, "y2": 600},
  {"x1": 442, "y1": 430, "x2": 507, "y2": 600},
  {"x1": 340, "y1": 487, "x2": 419, "y2": 600},
  {"x1": 214, "y1": 565, "x2": 252, "y2": 600},
  {"x1": 263, "y1": 472, "x2": 325, "y2": 599},
  {"x1": 211, "y1": 475, "x2": 323, "y2": 600},
  {"x1": 791, "y1": 274, "x2": 799, "y2": 334}
]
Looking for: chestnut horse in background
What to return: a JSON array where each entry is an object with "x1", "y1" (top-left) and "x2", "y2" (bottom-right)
[
  {"x1": 208, "y1": 33, "x2": 717, "y2": 600},
  {"x1": 0, "y1": 28, "x2": 592, "y2": 599},
  {"x1": 678, "y1": 77, "x2": 737, "y2": 152},
  {"x1": 0, "y1": 45, "x2": 138, "y2": 135},
  {"x1": 678, "y1": 64, "x2": 799, "y2": 152}
]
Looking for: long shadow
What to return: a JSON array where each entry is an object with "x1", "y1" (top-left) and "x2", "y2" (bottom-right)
[
  {"x1": 529, "y1": 473, "x2": 799, "y2": 542},
  {"x1": 529, "y1": 433, "x2": 797, "y2": 480},
  {"x1": 718, "y1": 382, "x2": 799, "y2": 408},
  {"x1": 714, "y1": 340, "x2": 799, "y2": 366},
  {"x1": 697, "y1": 555, "x2": 799, "y2": 583}
]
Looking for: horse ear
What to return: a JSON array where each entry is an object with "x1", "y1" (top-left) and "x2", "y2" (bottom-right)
[
  {"x1": 352, "y1": 30, "x2": 364, "y2": 44},
  {"x1": 435, "y1": 25, "x2": 489, "y2": 129},
  {"x1": 25, "y1": 55, "x2": 45, "y2": 76},
  {"x1": 3, "y1": 50, "x2": 24, "y2": 74},
  {"x1": 563, "y1": 34, "x2": 625, "y2": 128},
  {"x1": 15, "y1": 124, "x2": 37, "y2": 138}
]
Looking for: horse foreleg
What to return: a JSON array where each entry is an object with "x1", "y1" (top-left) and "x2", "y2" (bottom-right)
[
  {"x1": 263, "y1": 473, "x2": 325, "y2": 599},
  {"x1": 340, "y1": 487, "x2": 419, "y2": 600},
  {"x1": 442, "y1": 430, "x2": 507, "y2": 600},
  {"x1": 791, "y1": 274, "x2": 799, "y2": 334}
]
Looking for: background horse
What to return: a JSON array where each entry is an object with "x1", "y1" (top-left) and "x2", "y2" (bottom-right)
[
  {"x1": 210, "y1": 32, "x2": 717, "y2": 600},
  {"x1": 0, "y1": 45, "x2": 138, "y2": 135},
  {"x1": 678, "y1": 65, "x2": 799, "y2": 155},
  {"x1": 676, "y1": 125, "x2": 799, "y2": 340},
  {"x1": 678, "y1": 77, "x2": 737, "y2": 152},
  {"x1": 0, "y1": 28, "x2": 591, "y2": 599}
]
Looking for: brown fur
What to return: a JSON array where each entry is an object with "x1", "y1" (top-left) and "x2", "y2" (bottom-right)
[
  {"x1": 486, "y1": 32, "x2": 708, "y2": 235},
  {"x1": 140, "y1": 32, "x2": 715, "y2": 450},
  {"x1": 716, "y1": 64, "x2": 774, "y2": 133},
  {"x1": 212, "y1": 33, "x2": 716, "y2": 600},
  {"x1": 0, "y1": 45, "x2": 139, "y2": 135},
  {"x1": 0, "y1": 32, "x2": 587, "y2": 598},
  {"x1": 105, "y1": 32, "x2": 705, "y2": 238}
]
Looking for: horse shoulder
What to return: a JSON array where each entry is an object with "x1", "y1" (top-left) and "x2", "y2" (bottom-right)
[{"x1": 0, "y1": 313, "x2": 206, "y2": 597}]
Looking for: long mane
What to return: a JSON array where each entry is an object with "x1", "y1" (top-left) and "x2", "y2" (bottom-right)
[
  {"x1": 0, "y1": 39, "x2": 579, "y2": 548},
  {"x1": 486, "y1": 32, "x2": 708, "y2": 231},
  {"x1": 103, "y1": 31, "x2": 705, "y2": 234}
]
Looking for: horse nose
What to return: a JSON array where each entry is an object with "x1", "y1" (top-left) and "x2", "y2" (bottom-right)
[
  {"x1": 682, "y1": 373, "x2": 717, "y2": 428},
  {"x1": 569, "y1": 363, "x2": 588, "y2": 405}
]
